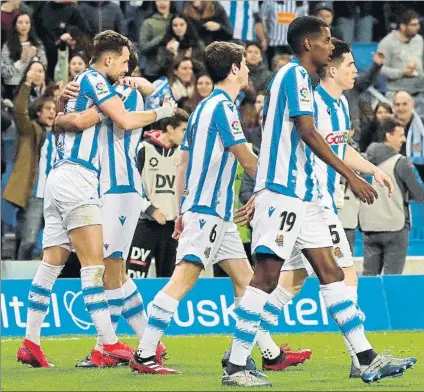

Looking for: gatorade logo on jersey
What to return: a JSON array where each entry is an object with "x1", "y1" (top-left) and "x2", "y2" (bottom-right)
[{"x1": 325, "y1": 131, "x2": 349, "y2": 146}]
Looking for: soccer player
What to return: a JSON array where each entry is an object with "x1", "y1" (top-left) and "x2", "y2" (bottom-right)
[
  {"x1": 250, "y1": 38, "x2": 416, "y2": 378},
  {"x1": 223, "y1": 17, "x2": 414, "y2": 387},
  {"x1": 129, "y1": 41, "x2": 259, "y2": 375},
  {"x1": 51, "y1": 49, "x2": 175, "y2": 368},
  {"x1": 17, "y1": 31, "x2": 174, "y2": 368}
]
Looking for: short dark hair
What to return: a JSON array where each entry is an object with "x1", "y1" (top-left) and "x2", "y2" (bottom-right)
[
  {"x1": 128, "y1": 49, "x2": 139, "y2": 76},
  {"x1": 287, "y1": 16, "x2": 329, "y2": 56},
  {"x1": 91, "y1": 30, "x2": 131, "y2": 63},
  {"x1": 397, "y1": 9, "x2": 419, "y2": 27},
  {"x1": 245, "y1": 41, "x2": 261, "y2": 52},
  {"x1": 378, "y1": 117, "x2": 404, "y2": 142},
  {"x1": 160, "y1": 108, "x2": 190, "y2": 132},
  {"x1": 31, "y1": 95, "x2": 56, "y2": 119},
  {"x1": 203, "y1": 41, "x2": 246, "y2": 84},
  {"x1": 317, "y1": 38, "x2": 351, "y2": 79}
]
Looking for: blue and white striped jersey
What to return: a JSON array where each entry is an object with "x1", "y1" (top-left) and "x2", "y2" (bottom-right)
[
  {"x1": 56, "y1": 67, "x2": 117, "y2": 174},
  {"x1": 181, "y1": 89, "x2": 247, "y2": 221},
  {"x1": 260, "y1": 0, "x2": 308, "y2": 47},
  {"x1": 144, "y1": 76, "x2": 175, "y2": 111},
  {"x1": 220, "y1": 1, "x2": 259, "y2": 42},
  {"x1": 98, "y1": 84, "x2": 144, "y2": 197},
  {"x1": 313, "y1": 85, "x2": 350, "y2": 213},
  {"x1": 33, "y1": 132, "x2": 57, "y2": 198},
  {"x1": 255, "y1": 58, "x2": 319, "y2": 201}
]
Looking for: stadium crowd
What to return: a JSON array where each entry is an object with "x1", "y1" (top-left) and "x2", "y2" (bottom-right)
[{"x1": 1, "y1": 0, "x2": 424, "y2": 278}]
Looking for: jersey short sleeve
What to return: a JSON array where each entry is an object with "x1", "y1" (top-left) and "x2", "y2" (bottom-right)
[
  {"x1": 214, "y1": 101, "x2": 247, "y2": 148},
  {"x1": 82, "y1": 72, "x2": 116, "y2": 106},
  {"x1": 284, "y1": 66, "x2": 314, "y2": 118},
  {"x1": 181, "y1": 112, "x2": 195, "y2": 151}
]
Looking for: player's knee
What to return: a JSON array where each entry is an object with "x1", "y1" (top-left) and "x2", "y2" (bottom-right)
[{"x1": 319, "y1": 265, "x2": 345, "y2": 285}]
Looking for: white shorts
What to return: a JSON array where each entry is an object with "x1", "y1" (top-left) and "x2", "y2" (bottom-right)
[
  {"x1": 42, "y1": 163, "x2": 101, "y2": 249},
  {"x1": 101, "y1": 192, "x2": 143, "y2": 260},
  {"x1": 282, "y1": 207, "x2": 355, "y2": 275},
  {"x1": 251, "y1": 190, "x2": 333, "y2": 261},
  {"x1": 176, "y1": 211, "x2": 246, "y2": 269}
]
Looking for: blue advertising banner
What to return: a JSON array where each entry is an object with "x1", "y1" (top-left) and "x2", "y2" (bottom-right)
[{"x1": 1, "y1": 276, "x2": 423, "y2": 337}]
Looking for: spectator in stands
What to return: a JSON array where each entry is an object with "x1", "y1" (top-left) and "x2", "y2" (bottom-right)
[
  {"x1": 128, "y1": 109, "x2": 189, "y2": 278},
  {"x1": 392, "y1": 90, "x2": 424, "y2": 180},
  {"x1": 158, "y1": 14, "x2": 204, "y2": 68},
  {"x1": 182, "y1": 72, "x2": 213, "y2": 113},
  {"x1": 360, "y1": 118, "x2": 424, "y2": 275},
  {"x1": 32, "y1": 0, "x2": 91, "y2": 78},
  {"x1": 78, "y1": 1, "x2": 128, "y2": 36},
  {"x1": 219, "y1": 0, "x2": 267, "y2": 50},
  {"x1": 254, "y1": 91, "x2": 266, "y2": 114},
  {"x1": 13, "y1": 61, "x2": 48, "y2": 106},
  {"x1": 271, "y1": 53, "x2": 291, "y2": 72},
  {"x1": 3, "y1": 69, "x2": 57, "y2": 260},
  {"x1": 312, "y1": 2, "x2": 343, "y2": 40},
  {"x1": 378, "y1": 10, "x2": 424, "y2": 119},
  {"x1": 333, "y1": 2, "x2": 376, "y2": 43},
  {"x1": 168, "y1": 56, "x2": 195, "y2": 104},
  {"x1": 139, "y1": 0, "x2": 174, "y2": 82},
  {"x1": 359, "y1": 102, "x2": 393, "y2": 153},
  {"x1": 1, "y1": 12, "x2": 47, "y2": 100},
  {"x1": 260, "y1": 0, "x2": 308, "y2": 67},
  {"x1": 183, "y1": 1, "x2": 233, "y2": 47},
  {"x1": 345, "y1": 51, "x2": 385, "y2": 148},
  {"x1": 54, "y1": 50, "x2": 88, "y2": 84},
  {"x1": 245, "y1": 42, "x2": 272, "y2": 93},
  {"x1": 1, "y1": 1, "x2": 33, "y2": 46}
]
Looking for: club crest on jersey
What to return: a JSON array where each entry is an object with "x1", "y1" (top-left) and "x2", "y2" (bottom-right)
[
  {"x1": 204, "y1": 247, "x2": 211, "y2": 258},
  {"x1": 334, "y1": 247, "x2": 344, "y2": 259},
  {"x1": 299, "y1": 86, "x2": 310, "y2": 102},
  {"x1": 275, "y1": 235, "x2": 284, "y2": 247},
  {"x1": 325, "y1": 131, "x2": 349, "y2": 145}
]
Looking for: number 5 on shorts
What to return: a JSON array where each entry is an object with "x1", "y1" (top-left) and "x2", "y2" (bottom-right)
[{"x1": 329, "y1": 224, "x2": 340, "y2": 244}]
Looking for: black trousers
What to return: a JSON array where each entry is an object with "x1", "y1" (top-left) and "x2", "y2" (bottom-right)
[{"x1": 127, "y1": 219, "x2": 177, "y2": 278}]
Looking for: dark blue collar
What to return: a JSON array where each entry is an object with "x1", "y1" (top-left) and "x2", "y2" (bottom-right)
[{"x1": 212, "y1": 88, "x2": 234, "y2": 102}]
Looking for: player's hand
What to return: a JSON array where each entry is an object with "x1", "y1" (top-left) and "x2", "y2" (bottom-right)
[
  {"x1": 119, "y1": 76, "x2": 139, "y2": 89},
  {"x1": 372, "y1": 168, "x2": 393, "y2": 197},
  {"x1": 347, "y1": 173, "x2": 378, "y2": 205},
  {"x1": 172, "y1": 215, "x2": 183, "y2": 240},
  {"x1": 204, "y1": 21, "x2": 220, "y2": 31},
  {"x1": 234, "y1": 195, "x2": 255, "y2": 226},
  {"x1": 152, "y1": 209, "x2": 167, "y2": 225},
  {"x1": 61, "y1": 81, "x2": 79, "y2": 101}
]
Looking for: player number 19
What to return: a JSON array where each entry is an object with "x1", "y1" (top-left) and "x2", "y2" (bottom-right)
[{"x1": 279, "y1": 211, "x2": 297, "y2": 232}]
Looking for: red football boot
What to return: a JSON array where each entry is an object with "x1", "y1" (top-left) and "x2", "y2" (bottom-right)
[
  {"x1": 262, "y1": 344, "x2": 312, "y2": 371},
  {"x1": 129, "y1": 351, "x2": 180, "y2": 375},
  {"x1": 156, "y1": 341, "x2": 168, "y2": 365},
  {"x1": 103, "y1": 341, "x2": 134, "y2": 363},
  {"x1": 17, "y1": 339, "x2": 54, "y2": 368}
]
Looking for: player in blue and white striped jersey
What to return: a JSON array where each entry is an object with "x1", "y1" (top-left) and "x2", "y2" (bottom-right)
[
  {"x1": 220, "y1": 1, "x2": 267, "y2": 49},
  {"x1": 21, "y1": 31, "x2": 176, "y2": 368},
  {"x1": 130, "y1": 41, "x2": 260, "y2": 378},
  {"x1": 224, "y1": 17, "x2": 403, "y2": 387},
  {"x1": 254, "y1": 39, "x2": 416, "y2": 382}
]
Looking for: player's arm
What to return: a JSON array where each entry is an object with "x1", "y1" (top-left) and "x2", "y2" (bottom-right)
[
  {"x1": 119, "y1": 76, "x2": 155, "y2": 96},
  {"x1": 216, "y1": 101, "x2": 258, "y2": 179},
  {"x1": 172, "y1": 149, "x2": 189, "y2": 240},
  {"x1": 285, "y1": 67, "x2": 377, "y2": 204},
  {"x1": 344, "y1": 144, "x2": 393, "y2": 196},
  {"x1": 54, "y1": 108, "x2": 102, "y2": 133}
]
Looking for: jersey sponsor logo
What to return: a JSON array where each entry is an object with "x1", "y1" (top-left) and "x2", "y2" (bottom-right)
[
  {"x1": 299, "y1": 86, "x2": 310, "y2": 103},
  {"x1": 95, "y1": 81, "x2": 109, "y2": 96},
  {"x1": 231, "y1": 120, "x2": 243, "y2": 136},
  {"x1": 156, "y1": 174, "x2": 175, "y2": 194},
  {"x1": 325, "y1": 131, "x2": 349, "y2": 145}
]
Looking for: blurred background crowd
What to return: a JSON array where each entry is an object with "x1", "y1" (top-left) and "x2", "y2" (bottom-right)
[{"x1": 1, "y1": 0, "x2": 424, "y2": 279}]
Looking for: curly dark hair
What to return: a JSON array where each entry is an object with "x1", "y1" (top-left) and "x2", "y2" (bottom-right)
[{"x1": 6, "y1": 13, "x2": 42, "y2": 62}]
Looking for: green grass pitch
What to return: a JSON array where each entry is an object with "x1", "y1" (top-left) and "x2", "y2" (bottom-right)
[{"x1": 2, "y1": 331, "x2": 423, "y2": 391}]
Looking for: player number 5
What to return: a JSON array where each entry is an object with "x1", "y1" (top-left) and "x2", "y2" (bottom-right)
[{"x1": 329, "y1": 224, "x2": 340, "y2": 244}]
